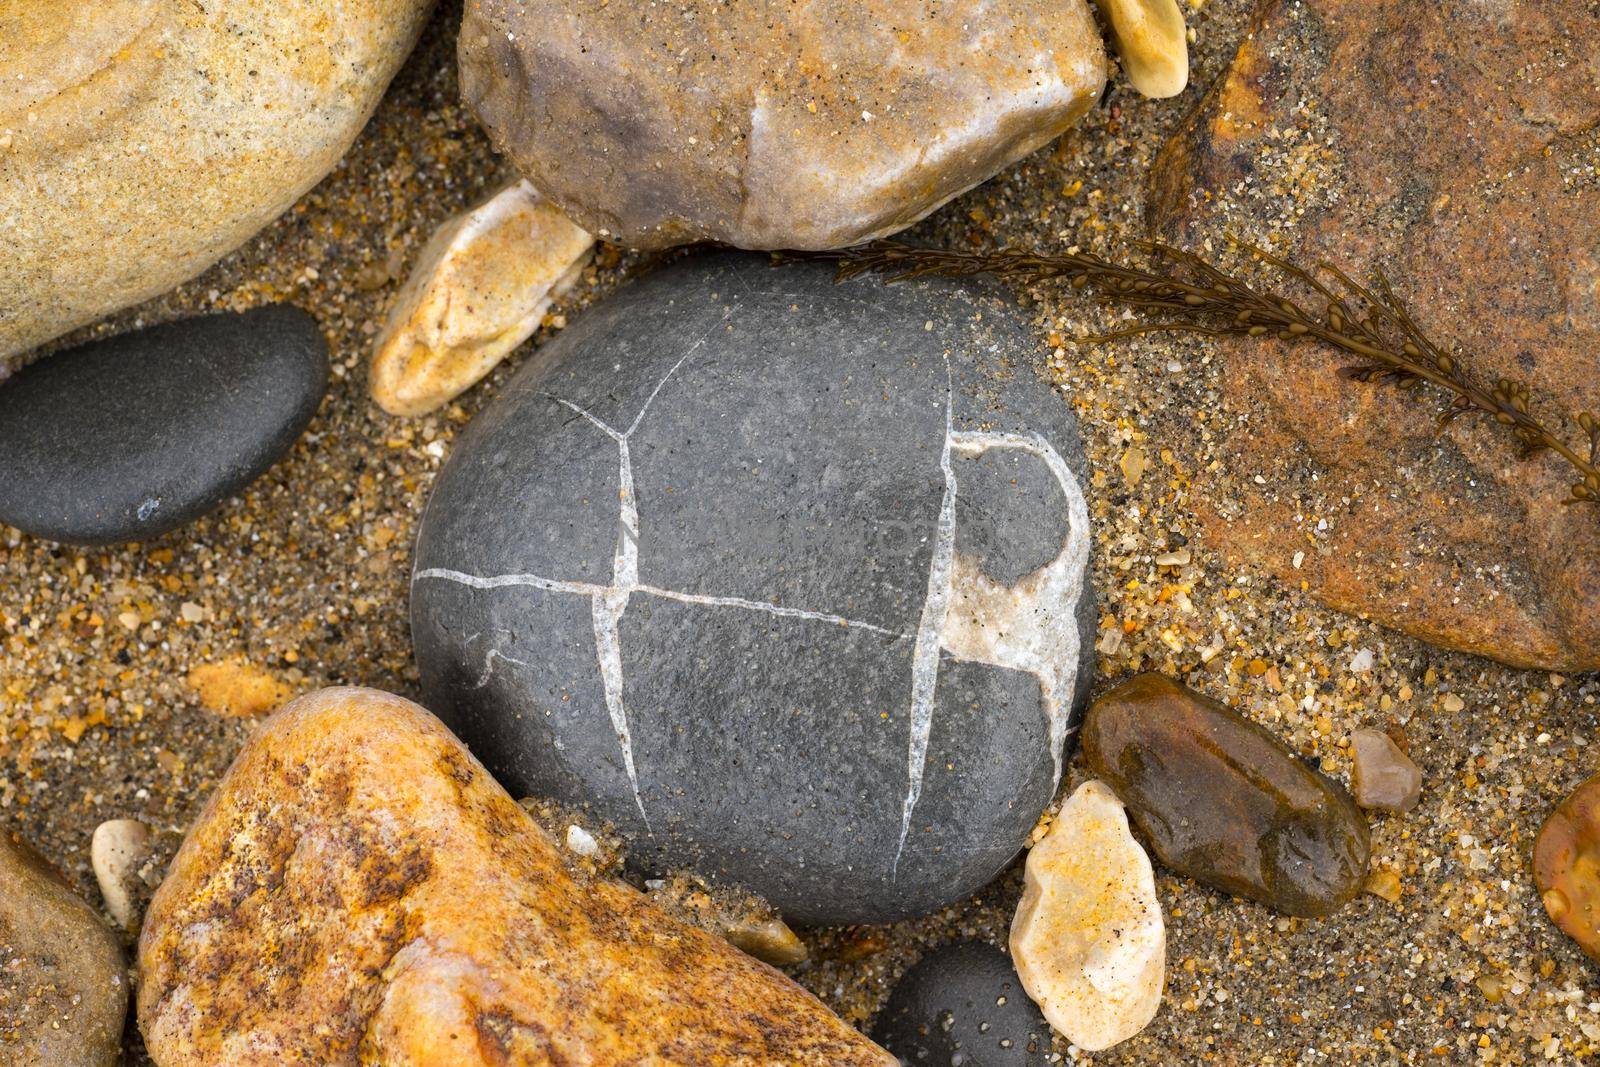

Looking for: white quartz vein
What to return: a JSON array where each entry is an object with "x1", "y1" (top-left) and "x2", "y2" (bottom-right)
[
  {"x1": 895, "y1": 364, "x2": 959, "y2": 870},
  {"x1": 944, "y1": 429, "x2": 1091, "y2": 789},
  {"x1": 893, "y1": 366, "x2": 1092, "y2": 873},
  {"x1": 472, "y1": 648, "x2": 527, "y2": 690}
]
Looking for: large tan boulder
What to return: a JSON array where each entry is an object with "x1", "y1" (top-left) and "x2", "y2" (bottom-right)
[
  {"x1": 136, "y1": 687, "x2": 892, "y2": 1066},
  {"x1": 0, "y1": 0, "x2": 434, "y2": 367}
]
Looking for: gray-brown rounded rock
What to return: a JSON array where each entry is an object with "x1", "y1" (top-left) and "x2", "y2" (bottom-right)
[
  {"x1": 0, "y1": 830, "x2": 127, "y2": 1067},
  {"x1": 458, "y1": 0, "x2": 1106, "y2": 250}
]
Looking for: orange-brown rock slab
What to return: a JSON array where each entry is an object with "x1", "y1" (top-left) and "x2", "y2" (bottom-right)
[
  {"x1": 1147, "y1": 0, "x2": 1600, "y2": 671},
  {"x1": 136, "y1": 687, "x2": 893, "y2": 1066},
  {"x1": 1534, "y1": 773, "x2": 1600, "y2": 965}
]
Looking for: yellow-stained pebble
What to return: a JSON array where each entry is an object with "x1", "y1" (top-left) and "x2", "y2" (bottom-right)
[
  {"x1": 370, "y1": 180, "x2": 594, "y2": 417},
  {"x1": 1011, "y1": 779, "x2": 1164, "y2": 1051},
  {"x1": 1094, "y1": 0, "x2": 1189, "y2": 98}
]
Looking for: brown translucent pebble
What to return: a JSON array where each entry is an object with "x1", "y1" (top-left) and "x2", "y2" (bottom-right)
[
  {"x1": 1350, "y1": 728, "x2": 1423, "y2": 813},
  {"x1": 1533, "y1": 773, "x2": 1600, "y2": 964},
  {"x1": 1081, "y1": 674, "x2": 1371, "y2": 917},
  {"x1": 137, "y1": 687, "x2": 892, "y2": 1065}
]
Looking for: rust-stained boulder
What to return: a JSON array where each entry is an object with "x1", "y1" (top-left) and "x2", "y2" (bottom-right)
[
  {"x1": 137, "y1": 687, "x2": 892, "y2": 1066},
  {"x1": 1147, "y1": 0, "x2": 1600, "y2": 670},
  {"x1": 458, "y1": 0, "x2": 1106, "y2": 250}
]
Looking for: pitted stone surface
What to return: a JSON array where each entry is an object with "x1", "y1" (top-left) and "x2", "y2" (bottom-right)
[
  {"x1": 871, "y1": 942, "x2": 1051, "y2": 1066},
  {"x1": 411, "y1": 253, "x2": 1096, "y2": 924}
]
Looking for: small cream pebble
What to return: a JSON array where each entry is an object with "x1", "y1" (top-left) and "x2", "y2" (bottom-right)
[
  {"x1": 1011, "y1": 779, "x2": 1165, "y2": 1051},
  {"x1": 1094, "y1": 0, "x2": 1189, "y2": 98},
  {"x1": 91, "y1": 818, "x2": 154, "y2": 929},
  {"x1": 564, "y1": 824, "x2": 600, "y2": 857}
]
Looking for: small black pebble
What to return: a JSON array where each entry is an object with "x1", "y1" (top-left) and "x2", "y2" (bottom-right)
[
  {"x1": 871, "y1": 941, "x2": 1051, "y2": 1066},
  {"x1": 0, "y1": 306, "x2": 327, "y2": 545}
]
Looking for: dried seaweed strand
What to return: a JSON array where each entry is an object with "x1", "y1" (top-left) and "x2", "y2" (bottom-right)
[{"x1": 819, "y1": 240, "x2": 1600, "y2": 509}]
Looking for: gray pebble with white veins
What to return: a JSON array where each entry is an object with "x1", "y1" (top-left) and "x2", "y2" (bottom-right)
[{"x1": 411, "y1": 252, "x2": 1096, "y2": 925}]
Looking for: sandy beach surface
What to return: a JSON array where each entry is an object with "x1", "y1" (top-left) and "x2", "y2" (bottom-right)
[{"x1": 3, "y1": 3, "x2": 1597, "y2": 1062}]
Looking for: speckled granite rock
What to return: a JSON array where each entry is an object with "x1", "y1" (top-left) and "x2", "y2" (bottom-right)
[
  {"x1": 871, "y1": 942, "x2": 1051, "y2": 1066},
  {"x1": 0, "y1": 307, "x2": 327, "y2": 545},
  {"x1": 1148, "y1": 0, "x2": 1600, "y2": 671},
  {"x1": 137, "y1": 687, "x2": 892, "y2": 1066},
  {"x1": 458, "y1": 0, "x2": 1106, "y2": 250},
  {"x1": 1083, "y1": 674, "x2": 1370, "y2": 917},
  {"x1": 0, "y1": 830, "x2": 127, "y2": 1067},
  {"x1": 0, "y1": 0, "x2": 433, "y2": 366},
  {"x1": 411, "y1": 253, "x2": 1096, "y2": 925}
]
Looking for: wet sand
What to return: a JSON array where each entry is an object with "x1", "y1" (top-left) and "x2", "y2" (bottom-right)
[{"x1": 3, "y1": 3, "x2": 1597, "y2": 1062}]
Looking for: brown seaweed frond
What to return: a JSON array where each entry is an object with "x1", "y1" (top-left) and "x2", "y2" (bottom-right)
[{"x1": 818, "y1": 240, "x2": 1600, "y2": 509}]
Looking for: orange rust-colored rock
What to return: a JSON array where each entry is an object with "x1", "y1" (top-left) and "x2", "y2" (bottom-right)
[
  {"x1": 137, "y1": 687, "x2": 892, "y2": 1066},
  {"x1": 1534, "y1": 773, "x2": 1600, "y2": 964},
  {"x1": 185, "y1": 657, "x2": 292, "y2": 718},
  {"x1": 1147, "y1": 0, "x2": 1600, "y2": 671}
]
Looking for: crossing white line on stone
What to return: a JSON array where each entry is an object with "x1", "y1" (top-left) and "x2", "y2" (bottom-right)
[
  {"x1": 637, "y1": 584, "x2": 903, "y2": 636},
  {"x1": 414, "y1": 567, "x2": 607, "y2": 597}
]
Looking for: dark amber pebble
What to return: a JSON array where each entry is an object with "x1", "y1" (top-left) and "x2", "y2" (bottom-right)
[
  {"x1": 1533, "y1": 773, "x2": 1600, "y2": 963},
  {"x1": 1082, "y1": 673, "x2": 1370, "y2": 917}
]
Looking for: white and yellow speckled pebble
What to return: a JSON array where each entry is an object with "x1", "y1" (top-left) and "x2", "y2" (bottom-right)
[{"x1": 1011, "y1": 778, "x2": 1165, "y2": 1051}]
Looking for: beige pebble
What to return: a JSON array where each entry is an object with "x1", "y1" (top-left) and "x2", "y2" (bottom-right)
[
  {"x1": 370, "y1": 180, "x2": 594, "y2": 417},
  {"x1": 1011, "y1": 779, "x2": 1164, "y2": 1051},
  {"x1": 1094, "y1": 0, "x2": 1189, "y2": 98},
  {"x1": 90, "y1": 818, "x2": 154, "y2": 930},
  {"x1": 723, "y1": 916, "x2": 809, "y2": 967},
  {"x1": 1350, "y1": 727, "x2": 1423, "y2": 813},
  {"x1": 1363, "y1": 867, "x2": 1403, "y2": 904}
]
